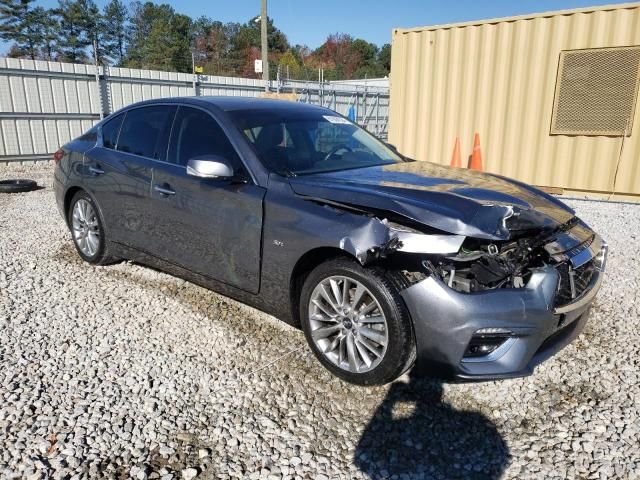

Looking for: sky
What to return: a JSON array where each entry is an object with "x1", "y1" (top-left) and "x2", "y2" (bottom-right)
[{"x1": 4, "y1": 0, "x2": 628, "y2": 50}]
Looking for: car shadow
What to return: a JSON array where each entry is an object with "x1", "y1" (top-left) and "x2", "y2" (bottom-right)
[{"x1": 354, "y1": 373, "x2": 510, "y2": 479}]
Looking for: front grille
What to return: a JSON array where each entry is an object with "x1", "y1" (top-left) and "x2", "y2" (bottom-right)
[{"x1": 554, "y1": 261, "x2": 595, "y2": 307}]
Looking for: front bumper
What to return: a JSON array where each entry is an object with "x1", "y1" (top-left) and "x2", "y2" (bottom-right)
[{"x1": 401, "y1": 240, "x2": 607, "y2": 381}]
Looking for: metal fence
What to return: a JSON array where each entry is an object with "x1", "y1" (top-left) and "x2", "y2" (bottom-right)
[{"x1": 0, "y1": 57, "x2": 389, "y2": 164}]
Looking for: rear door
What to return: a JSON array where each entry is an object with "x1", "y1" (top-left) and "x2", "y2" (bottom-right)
[
  {"x1": 148, "y1": 105, "x2": 265, "y2": 294},
  {"x1": 84, "y1": 105, "x2": 176, "y2": 248}
]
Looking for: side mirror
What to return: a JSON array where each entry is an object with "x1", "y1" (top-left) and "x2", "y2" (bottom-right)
[{"x1": 186, "y1": 156, "x2": 234, "y2": 179}]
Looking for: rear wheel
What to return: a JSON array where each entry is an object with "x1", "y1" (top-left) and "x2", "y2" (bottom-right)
[
  {"x1": 68, "y1": 191, "x2": 117, "y2": 265},
  {"x1": 300, "y1": 258, "x2": 415, "y2": 385}
]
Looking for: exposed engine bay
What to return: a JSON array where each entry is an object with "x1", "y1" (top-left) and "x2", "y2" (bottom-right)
[
  {"x1": 410, "y1": 220, "x2": 600, "y2": 301},
  {"x1": 309, "y1": 195, "x2": 598, "y2": 298},
  {"x1": 342, "y1": 213, "x2": 592, "y2": 296},
  {"x1": 433, "y1": 234, "x2": 553, "y2": 293}
]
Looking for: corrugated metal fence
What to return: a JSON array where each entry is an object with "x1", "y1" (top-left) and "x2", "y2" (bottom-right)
[{"x1": 0, "y1": 57, "x2": 389, "y2": 164}]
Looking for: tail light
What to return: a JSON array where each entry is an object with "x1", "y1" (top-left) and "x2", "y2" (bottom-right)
[{"x1": 53, "y1": 149, "x2": 64, "y2": 163}]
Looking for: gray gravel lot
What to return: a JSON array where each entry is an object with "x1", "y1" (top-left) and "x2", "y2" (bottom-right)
[{"x1": 1, "y1": 162, "x2": 639, "y2": 480}]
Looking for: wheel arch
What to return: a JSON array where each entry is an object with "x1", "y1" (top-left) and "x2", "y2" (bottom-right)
[
  {"x1": 63, "y1": 186, "x2": 84, "y2": 227},
  {"x1": 289, "y1": 246, "x2": 357, "y2": 327},
  {"x1": 64, "y1": 186, "x2": 110, "y2": 236}
]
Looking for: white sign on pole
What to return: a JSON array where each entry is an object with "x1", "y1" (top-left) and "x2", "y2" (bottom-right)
[{"x1": 254, "y1": 59, "x2": 263, "y2": 73}]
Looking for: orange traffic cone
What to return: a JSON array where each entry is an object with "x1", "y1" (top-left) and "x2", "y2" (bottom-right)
[
  {"x1": 468, "y1": 133, "x2": 483, "y2": 170},
  {"x1": 450, "y1": 137, "x2": 461, "y2": 168}
]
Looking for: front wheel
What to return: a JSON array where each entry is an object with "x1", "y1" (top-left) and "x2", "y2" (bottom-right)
[{"x1": 300, "y1": 258, "x2": 415, "y2": 386}]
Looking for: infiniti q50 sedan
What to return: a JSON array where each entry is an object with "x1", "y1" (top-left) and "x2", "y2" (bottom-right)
[{"x1": 54, "y1": 97, "x2": 607, "y2": 385}]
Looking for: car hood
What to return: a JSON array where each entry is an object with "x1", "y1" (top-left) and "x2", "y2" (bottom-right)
[{"x1": 288, "y1": 161, "x2": 576, "y2": 240}]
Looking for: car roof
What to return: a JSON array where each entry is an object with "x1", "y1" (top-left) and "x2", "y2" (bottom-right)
[
  {"x1": 124, "y1": 96, "x2": 333, "y2": 114},
  {"x1": 201, "y1": 96, "x2": 332, "y2": 113}
]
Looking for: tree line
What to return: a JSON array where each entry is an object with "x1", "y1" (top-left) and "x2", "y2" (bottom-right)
[{"x1": 0, "y1": 0, "x2": 391, "y2": 80}]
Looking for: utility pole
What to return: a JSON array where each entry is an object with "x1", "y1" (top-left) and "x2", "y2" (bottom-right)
[{"x1": 261, "y1": 0, "x2": 269, "y2": 92}]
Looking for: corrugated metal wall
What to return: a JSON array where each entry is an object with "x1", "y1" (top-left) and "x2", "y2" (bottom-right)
[
  {"x1": 0, "y1": 58, "x2": 100, "y2": 160},
  {"x1": 0, "y1": 58, "x2": 389, "y2": 163},
  {"x1": 389, "y1": 2, "x2": 640, "y2": 196}
]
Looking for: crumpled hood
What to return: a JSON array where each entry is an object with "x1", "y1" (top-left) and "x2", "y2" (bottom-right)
[{"x1": 288, "y1": 161, "x2": 576, "y2": 240}]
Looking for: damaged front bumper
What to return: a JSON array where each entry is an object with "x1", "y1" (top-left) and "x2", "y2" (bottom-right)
[{"x1": 400, "y1": 238, "x2": 607, "y2": 381}]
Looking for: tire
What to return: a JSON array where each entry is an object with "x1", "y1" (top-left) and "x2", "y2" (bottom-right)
[
  {"x1": 0, "y1": 179, "x2": 38, "y2": 193},
  {"x1": 67, "y1": 190, "x2": 118, "y2": 265},
  {"x1": 300, "y1": 258, "x2": 415, "y2": 386}
]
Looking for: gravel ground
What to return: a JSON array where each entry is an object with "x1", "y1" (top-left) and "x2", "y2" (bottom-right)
[{"x1": 1, "y1": 162, "x2": 639, "y2": 480}]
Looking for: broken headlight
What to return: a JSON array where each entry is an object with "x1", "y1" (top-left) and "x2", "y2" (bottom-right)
[{"x1": 385, "y1": 221, "x2": 465, "y2": 255}]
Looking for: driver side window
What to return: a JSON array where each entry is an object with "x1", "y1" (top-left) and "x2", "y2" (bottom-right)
[{"x1": 168, "y1": 106, "x2": 239, "y2": 167}]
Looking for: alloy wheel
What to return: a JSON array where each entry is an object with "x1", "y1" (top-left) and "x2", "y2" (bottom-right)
[
  {"x1": 72, "y1": 198, "x2": 100, "y2": 257},
  {"x1": 308, "y1": 275, "x2": 389, "y2": 373}
]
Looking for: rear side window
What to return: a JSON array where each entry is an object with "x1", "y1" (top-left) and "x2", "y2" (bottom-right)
[
  {"x1": 168, "y1": 106, "x2": 239, "y2": 166},
  {"x1": 101, "y1": 114, "x2": 123, "y2": 149},
  {"x1": 117, "y1": 106, "x2": 173, "y2": 159}
]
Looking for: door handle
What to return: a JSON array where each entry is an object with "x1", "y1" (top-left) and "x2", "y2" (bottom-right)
[
  {"x1": 89, "y1": 166, "x2": 104, "y2": 175},
  {"x1": 154, "y1": 184, "x2": 176, "y2": 196}
]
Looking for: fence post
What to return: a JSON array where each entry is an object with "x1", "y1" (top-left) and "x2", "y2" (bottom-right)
[
  {"x1": 100, "y1": 65, "x2": 112, "y2": 116},
  {"x1": 92, "y1": 39, "x2": 104, "y2": 120},
  {"x1": 276, "y1": 65, "x2": 281, "y2": 94},
  {"x1": 363, "y1": 88, "x2": 368, "y2": 129},
  {"x1": 375, "y1": 94, "x2": 379, "y2": 136},
  {"x1": 355, "y1": 91, "x2": 359, "y2": 124}
]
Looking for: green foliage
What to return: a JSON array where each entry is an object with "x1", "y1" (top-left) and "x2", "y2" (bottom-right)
[
  {"x1": 0, "y1": 0, "x2": 29, "y2": 42},
  {"x1": 308, "y1": 33, "x2": 390, "y2": 80},
  {"x1": 193, "y1": 20, "x2": 242, "y2": 76},
  {"x1": 278, "y1": 49, "x2": 301, "y2": 79},
  {"x1": 0, "y1": 0, "x2": 391, "y2": 80},
  {"x1": 56, "y1": 0, "x2": 100, "y2": 63},
  {"x1": 378, "y1": 43, "x2": 391, "y2": 72},
  {"x1": 102, "y1": 0, "x2": 128, "y2": 65},
  {"x1": 0, "y1": 0, "x2": 59, "y2": 59},
  {"x1": 124, "y1": 2, "x2": 192, "y2": 72}
]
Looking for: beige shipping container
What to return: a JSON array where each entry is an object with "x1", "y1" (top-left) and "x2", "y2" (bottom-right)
[{"x1": 389, "y1": 2, "x2": 640, "y2": 197}]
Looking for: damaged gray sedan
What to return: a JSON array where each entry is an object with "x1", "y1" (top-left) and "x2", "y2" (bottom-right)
[{"x1": 54, "y1": 97, "x2": 607, "y2": 385}]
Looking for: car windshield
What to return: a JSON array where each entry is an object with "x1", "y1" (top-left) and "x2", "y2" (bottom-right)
[{"x1": 228, "y1": 109, "x2": 404, "y2": 175}]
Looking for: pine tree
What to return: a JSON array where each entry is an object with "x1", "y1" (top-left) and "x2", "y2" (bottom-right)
[
  {"x1": 37, "y1": 8, "x2": 59, "y2": 60},
  {"x1": 57, "y1": 0, "x2": 103, "y2": 63},
  {"x1": 20, "y1": 6, "x2": 47, "y2": 59},
  {"x1": 57, "y1": 0, "x2": 90, "y2": 62},
  {"x1": 101, "y1": 0, "x2": 127, "y2": 65},
  {"x1": 80, "y1": 0, "x2": 102, "y2": 62},
  {"x1": 0, "y1": 0, "x2": 26, "y2": 41},
  {"x1": 0, "y1": 0, "x2": 56, "y2": 60},
  {"x1": 168, "y1": 12, "x2": 191, "y2": 73},
  {"x1": 125, "y1": 2, "x2": 192, "y2": 72}
]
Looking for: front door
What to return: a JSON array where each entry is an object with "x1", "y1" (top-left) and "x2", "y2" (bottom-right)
[{"x1": 148, "y1": 106, "x2": 265, "y2": 294}]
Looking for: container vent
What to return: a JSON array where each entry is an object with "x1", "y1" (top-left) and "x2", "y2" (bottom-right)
[{"x1": 551, "y1": 46, "x2": 640, "y2": 136}]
